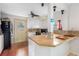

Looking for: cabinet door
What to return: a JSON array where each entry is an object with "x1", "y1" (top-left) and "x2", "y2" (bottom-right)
[
  {"x1": 70, "y1": 37, "x2": 79, "y2": 55},
  {"x1": 14, "y1": 19, "x2": 27, "y2": 43}
]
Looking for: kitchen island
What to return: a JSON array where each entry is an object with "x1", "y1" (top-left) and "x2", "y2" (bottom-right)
[{"x1": 28, "y1": 31, "x2": 79, "y2": 56}]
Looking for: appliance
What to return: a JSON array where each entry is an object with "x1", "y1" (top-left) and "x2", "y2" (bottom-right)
[
  {"x1": 41, "y1": 29, "x2": 48, "y2": 33},
  {"x1": 36, "y1": 32, "x2": 41, "y2": 35},
  {"x1": 1, "y1": 18, "x2": 11, "y2": 50},
  {"x1": 36, "y1": 30, "x2": 41, "y2": 35}
]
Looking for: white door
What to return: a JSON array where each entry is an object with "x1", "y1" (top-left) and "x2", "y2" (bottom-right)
[{"x1": 14, "y1": 19, "x2": 27, "y2": 43}]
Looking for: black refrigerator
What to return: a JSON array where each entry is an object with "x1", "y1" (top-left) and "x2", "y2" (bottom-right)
[{"x1": 1, "y1": 20, "x2": 11, "y2": 50}]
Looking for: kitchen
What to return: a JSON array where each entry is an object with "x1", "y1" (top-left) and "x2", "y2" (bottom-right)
[
  {"x1": 28, "y1": 3, "x2": 79, "y2": 56},
  {"x1": 0, "y1": 3, "x2": 79, "y2": 56}
]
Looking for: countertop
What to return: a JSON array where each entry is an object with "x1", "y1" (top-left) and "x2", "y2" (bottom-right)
[{"x1": 29, "y1": 31, "x2": 79, "y2": 47}]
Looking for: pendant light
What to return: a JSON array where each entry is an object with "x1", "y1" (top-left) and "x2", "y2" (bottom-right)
[
  {"x1": 61, "y1": 10, "x2": 64, "y2": 15},
  {"x1": 53, "y1": 6, "x2": 56, "y2": 12},
  {"x1": 41, "y1": 3, "x2": 44, "y2": 7}
]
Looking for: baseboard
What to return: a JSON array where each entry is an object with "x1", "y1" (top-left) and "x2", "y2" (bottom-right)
[{"x1": 12, "y1": 40, "x2": 28, "y2": 44}]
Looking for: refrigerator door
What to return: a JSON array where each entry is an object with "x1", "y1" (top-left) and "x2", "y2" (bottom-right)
[{"x1": 1, "y1": 21, "x2": 11, "y2": 50}]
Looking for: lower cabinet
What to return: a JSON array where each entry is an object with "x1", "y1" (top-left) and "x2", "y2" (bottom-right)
[
  {"x1": 70, "y1": 37, "x2": 79, "y2": 55},
  {"x1": 29, "y1": 39, "x2": 70, "y2": 56}
]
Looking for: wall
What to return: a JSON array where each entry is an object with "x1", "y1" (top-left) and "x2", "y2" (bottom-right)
[
  {"x1": 57, "y1": 3, "x2": 69, "y2": 31},
  {"x1": 0, "y1": 5, "x2": 2, "y2": 24},
  {"x1": 28, "y1": 16, "x2": 48, "y2": 29},
  {"x1": 68, "y1": 4, "x2": 79, "y2": 55},
  {"x1": 0, "y1": 4, "x2": 2, "y2": 17},
  {"x1": 69, "y1": 4, "x2": 79, "y2": 31},
  {"x1": 48, "y1": 3, "x2": 70, "y2": 31},
  {"x1": 54, "y1": 8, "x2": 69, "y2": 31}
]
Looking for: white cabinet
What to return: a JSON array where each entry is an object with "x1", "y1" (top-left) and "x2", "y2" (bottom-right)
[
  {"x1": 29, "y1": 39, "x2": 70, "y2": 56},
  {"x1": 28, "y1": 38, "x2": 36, "y2": 56},
  {"x1": 70, "y1": 37, "x2": 79, "y2": 55},
  {"x1": 0, "y1": 35, "x2": 4, "y2": 54}
]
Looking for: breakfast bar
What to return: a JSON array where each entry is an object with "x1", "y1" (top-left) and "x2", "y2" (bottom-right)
[{"x1": 28, "y1": 31, "x2": 79, "y2": 56}]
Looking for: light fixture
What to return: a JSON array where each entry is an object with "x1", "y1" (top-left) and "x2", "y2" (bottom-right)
[
  {"x1": 61, "y1": 10, "x2": 64, "y2": 14},
  {"x1": 30, "y1": 11, "x2": 39, "y2": 18},
  {"x1": 53, "y1": 6, "x2": 56, "y2": 12},
  {"x1": 41, "y1": 3, "x2": 44, "y2": 7}
]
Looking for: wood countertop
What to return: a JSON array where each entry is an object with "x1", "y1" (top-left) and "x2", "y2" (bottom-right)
[
  {"x1": 29, "y1": 31, "x2": 79, "y2": 47},
  {"x1": 30, "y1": 35, "x2": 54, "y2": 47}
]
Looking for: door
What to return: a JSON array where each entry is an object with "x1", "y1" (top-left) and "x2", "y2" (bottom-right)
[{"x1": 14, "y1": 19, "x2": 27, "y2": 43}]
